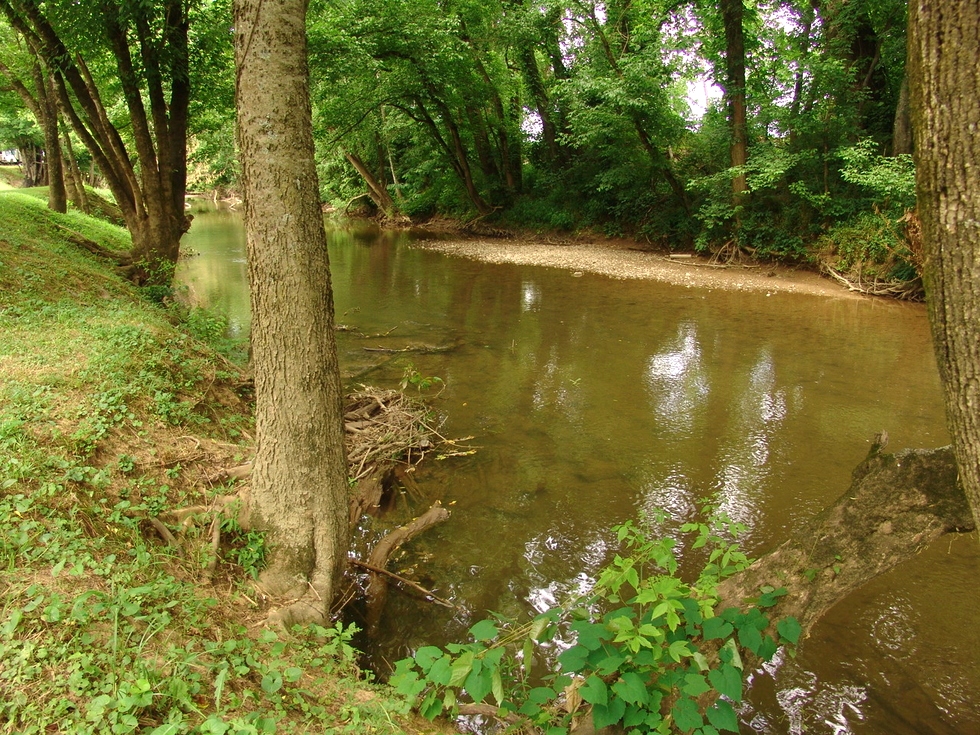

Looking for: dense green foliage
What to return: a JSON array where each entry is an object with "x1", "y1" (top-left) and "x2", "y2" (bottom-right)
[
  {"x1": 392, "y1": 515, "x2": 800, "y2": 734},
  {"x1": 0, "y1": 0, "x2": 918, "y2": 280},
  {"x1": 305, "y1": 0, "x2": 916, "y2": 277}
]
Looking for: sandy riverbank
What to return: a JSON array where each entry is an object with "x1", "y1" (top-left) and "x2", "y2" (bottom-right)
[{"x1": 410, "y1": 236, "x2": 864, "y2": 300}]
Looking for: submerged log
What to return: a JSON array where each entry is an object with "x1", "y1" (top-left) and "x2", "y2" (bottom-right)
[
  {"x1": 720, "y1": 441, "x2": 973, "y2": 641},
  {"x1": 363, "y1": 501, "x2": 451, "y2": 630}
]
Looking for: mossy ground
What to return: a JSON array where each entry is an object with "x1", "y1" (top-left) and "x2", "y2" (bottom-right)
[{"x1": 0, "y1": 191, "x2": 449, "y2": 734}]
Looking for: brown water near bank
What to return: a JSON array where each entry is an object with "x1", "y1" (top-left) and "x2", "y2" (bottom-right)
[{"x1": 178, "y1": 211, "x2": 979, "y2": 735}]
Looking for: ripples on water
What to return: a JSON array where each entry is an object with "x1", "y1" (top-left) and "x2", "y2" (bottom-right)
[{"x1": 178, "y1": 211, "x2": 979, "y2": 734}]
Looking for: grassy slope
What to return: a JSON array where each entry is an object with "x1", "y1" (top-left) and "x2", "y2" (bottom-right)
[{"x1": 0, "y1": 192, "x2": 442, "y2": 734}]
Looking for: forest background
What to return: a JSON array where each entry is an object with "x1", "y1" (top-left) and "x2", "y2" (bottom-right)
[{"x1": 0, "y1": 0, "x2": 919, "y2": 295}]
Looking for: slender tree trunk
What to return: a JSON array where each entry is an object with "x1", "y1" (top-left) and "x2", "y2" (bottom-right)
[
  {"x1": 1, "y1": 0, "x2": 190, "y2": 284},
  {"x1": 345, "y1": 150, "x2": 397, "y2": 216},
  {"x1": 37, "y1": 69, "x2": 66, "y2": 212},
  {"x1": 234, "y1": 0, "x2": 350, "y2": 625},
  {"x1": 721, "y1": 0, "x2": 749, "y2": 200},
  {"x1": 891, "y1": 72, "x2": 912, "y2": 156},
  {"x1": 60, "y1": 124, "x2": 87, "y2": 212},
  {"x1": 908, "y1": 0, "x2": 980, "y2": 531}
]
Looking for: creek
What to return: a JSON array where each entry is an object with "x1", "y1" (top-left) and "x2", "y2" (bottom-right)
[{"x1": 177, "y1": 205, "x2": 979, "y2": 735}]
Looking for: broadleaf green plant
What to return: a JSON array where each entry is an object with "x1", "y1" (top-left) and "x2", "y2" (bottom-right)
[{"x1": 391, "y1": 513, "x2": 799, "y2": 734}]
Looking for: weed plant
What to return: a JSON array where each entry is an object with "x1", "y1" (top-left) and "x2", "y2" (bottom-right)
[{"x1": 0, "y1": 192, "x2": 436, "y2": 734}]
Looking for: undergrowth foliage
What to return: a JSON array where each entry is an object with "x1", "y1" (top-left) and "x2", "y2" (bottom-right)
[
  {"x1": 0, "y1": 193, "x2": 421, "y2": 734},
  {"x1": 392, "y1": 515, "x2": 801, "y2": 734}
]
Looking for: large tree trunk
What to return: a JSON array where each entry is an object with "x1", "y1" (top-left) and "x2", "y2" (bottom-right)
[
  {"x1": 234, "y1": 0, "x2": 350, "y2": 626},
  {"x1": 908, "y1": 0, "x2": 980, "y2": 532}
]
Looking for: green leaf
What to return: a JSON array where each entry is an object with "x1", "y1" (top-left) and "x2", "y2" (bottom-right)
[
  {"x1": 284, "y1": 667, "x2": 303, "y2": 683},
  {"x1": 757, "y1": 587, "x2": 788, "y2": 608},
  {"x1": 668, "y1": 639, "x2": 692, "y2": 662},
  {"x1": 558, "y1": 645, "x2": 590, "y2": 673},
  {"x1": 701, "y1": 616, "x2": 733, "y2": 641},
  {"x1": 469, "y1": 619, "x2": 499, "y2": 642},
  {"x1": 612, "y1": 672, "x2": 649, "y2": 705},
  {"x1": 420, "y1": 691, "x2": 443, "y2": 720},
  {"x1": 682, "y1": 672, "x2": 711, "y2": 697},
  {"x1": 757, "y1": 634, "x2": 778, "y2": 661},
  {"x1": 491, "y1": 666, "x2": 504, "y2": 705},
  {"x1": 719, "y1": 638, "x2": 743, "y2": 670},
  {"x1": 449, "y1": 651, "x2": 475, "y2": 687},
  {"x1": 595, "y1": 650, "x2": 628, "y2": 675},
  {"x1": 707, "y1": 663, "x2": 742, "y2": 702},
  {"x1": 148, "y1": 726, "x2": 181, "y2": 735},
  {"x1": 428, "y1": 655, "x2": 453, "y2": 686},
  {"x1": 571, "y1": 620, "x2": 609, "y2": 650},
  {"x1": 579, "y1": 675, "x2": 608, "y2": 706},
  {"x1": 671, "y1": 696, "x2": 703, "y2": 732},
  {"x1": 706, "y1": 700, "x2": 739, "y2": 732},
  {"x1": 528, "y1": 686, "x2": 556, "y2": 704},
  {"x1": 464, "y1": 664, "x2": 492, "y2": 703},
  {"x1": 777, "y1": 616, "x2": 802, "y2": 645},
  {"x1": 591, "y1": 695, "x2": 627, "y2": 730},
  {"x1": 260, "y1": 670, "x2": 283, "y2": 695},
  {"x1": 737, "y1": 625, "x2": 763, "y2": 655},
  {"x1": 414, "y1": 646, "x2": 443, "y2": 672}
]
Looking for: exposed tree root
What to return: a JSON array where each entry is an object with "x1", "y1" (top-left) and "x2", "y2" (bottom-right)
[
  {"x1": 822, "y1": 263, "x2": 924, "y2": 300},
  {"x1": 361, "y1": 501, "x2": 451, "y2": 631},
  {"x1": 718, "y1": 441, "x2": 972, "y2": 640},
  {"x1": 349, "y1": 560, "x2": 457, "y2": 609}
]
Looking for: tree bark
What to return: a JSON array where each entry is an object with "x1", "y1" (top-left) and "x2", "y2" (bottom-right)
[
  {"x1": 35, "y1": 65, "x2": 66, "y2": 212},
  {"x1": 908, "y1": 0, "x2": 980, "y2": 532},
  {"x1": 234, "y1": 0, "x2": 350, "y2": 626},
  {"x1": 344, "y1": 150, "x2": 398, "y2": 217},
  {"x1": 720, "y1": 0, "x2": 749, "y2": 200},
  {"x1": 891, "y1": 71, "x2": 912, "y2": 156},
  {"x1": 60, "y1": 123, "x2": 87, "y2": 212}
]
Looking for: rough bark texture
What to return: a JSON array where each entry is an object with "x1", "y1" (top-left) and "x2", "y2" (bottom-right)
[
  {"x1": 344, "y1": 151, "x2": 398, "y2": 217},
  {"x1": 908, "y1": 0, "x2": 980, "y2": 531},
  {"x1": 234, "y1": 0, "x2": 350, "y2": 625},
  {"x1": 718, "y1": 445, "x2": 973, "y2": 638},
  {"x1": 721, "y1": 0, "x2": 748, "y2": 199},
  {"x1": 33, "y1": 66, "x2": 66, "y2": 213}
]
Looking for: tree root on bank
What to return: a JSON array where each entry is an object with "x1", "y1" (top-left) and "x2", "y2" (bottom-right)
[
  {"x1": 146, "y1": 387, "x2": 467, "y2": 617},
  {"x1": 678, "y1": 438, "x2": 975, "y2": 715},
  {"x1": 822, "y1": 263, "x2": 924, "y2": 300},
  {"x1": 718, "y1": 440, "x2": 972, "y2": 639}
]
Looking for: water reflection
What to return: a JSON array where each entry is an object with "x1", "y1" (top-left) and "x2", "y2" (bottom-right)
[
  {"x1": 645, "y1": 321, "x2": 710, "y2": 438},
  {"x1": 177, "y1": 210, "x2": 977, "y2": 735}
]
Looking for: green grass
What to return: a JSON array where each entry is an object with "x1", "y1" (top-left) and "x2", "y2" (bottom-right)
[{"x1": 0, "y1": 193, "x2": 442, "y2": 734}]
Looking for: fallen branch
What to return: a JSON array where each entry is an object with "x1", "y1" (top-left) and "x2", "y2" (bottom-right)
[
  {"x1": 349, "y1": 559, "x2": 457, "y2": 609},
  {"x1": 366, "y1": 501, "x2": 450, "y2": 572}
]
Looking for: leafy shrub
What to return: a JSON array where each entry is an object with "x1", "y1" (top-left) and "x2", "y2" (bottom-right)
[{"x1": 392, "y1": 514, "x2": 800, "y2": 734}]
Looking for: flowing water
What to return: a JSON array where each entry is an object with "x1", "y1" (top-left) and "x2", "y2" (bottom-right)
[{"x1": 178, "y1": 206, "x2": 979, "y2": 734}]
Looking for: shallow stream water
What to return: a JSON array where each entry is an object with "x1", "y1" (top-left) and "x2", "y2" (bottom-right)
[{"x1": 178, "y1": 208, "x2": 979, "y2": 734}]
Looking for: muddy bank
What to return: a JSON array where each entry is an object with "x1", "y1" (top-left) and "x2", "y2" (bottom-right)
[{"x1": 409, "y1": 236, "x2": 866, "y2": 300}]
